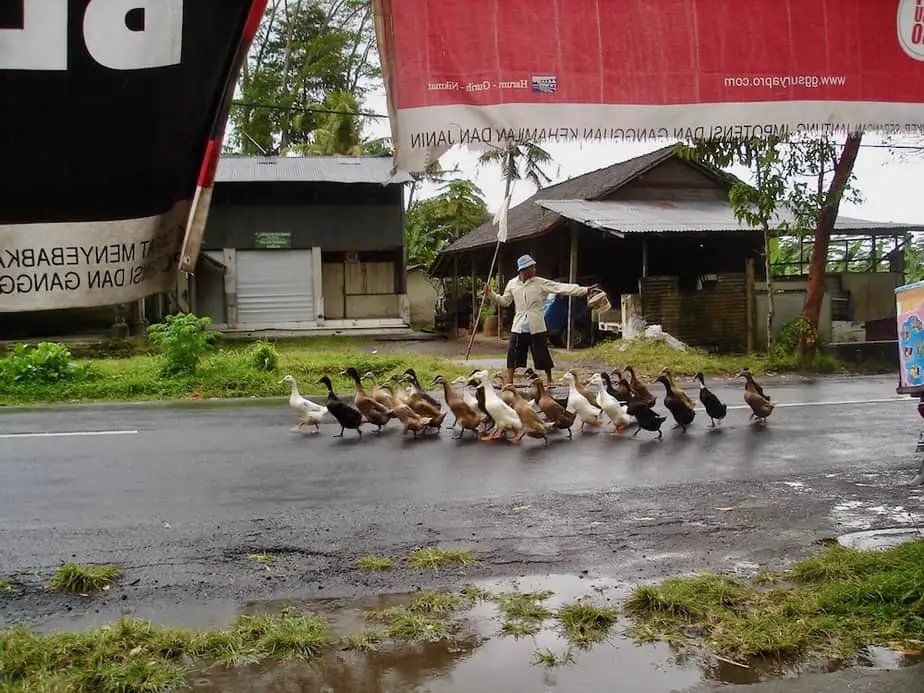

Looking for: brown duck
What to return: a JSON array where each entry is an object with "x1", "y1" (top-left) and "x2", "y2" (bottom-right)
[
  {"x1": 503, "y1": 385, "x2": 555, "y2": 446},
  {"x1": 363, "y1": 371, "x2": 395, "y2": 409},
  {"x1": 342, "y1": 367, "x2": 394, "y2": 432},
  {"x1": 432, "y1": 375, "x2": 484, "y2": 439},
  {"x1": 624, "y1": 365, "x2": 656, "y2": 407},
  {"x1": 738, "y1": 369, "x2": 775, "y2": 423},
  {"x1": 659, "y1": 367, "x2": 695, "y2": 410},
  {"x1": 532, "y1": 378, "x2": 576, "y2": 439}
]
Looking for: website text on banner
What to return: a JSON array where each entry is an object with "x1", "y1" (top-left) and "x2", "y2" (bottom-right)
[
  {"x1": 0, "y1": 0, "x2": 267, "y2": 314},
  {"x1": 372, "y1": 0, "x2": 924, "y2": 173}
]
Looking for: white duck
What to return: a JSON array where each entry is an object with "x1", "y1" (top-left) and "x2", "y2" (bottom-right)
[
  {"x1": 563, "y1": 371, "x2": 603, "y2": 432},
  {"x1": 473, "y1": 370, "x2": 522, "y2": 442},
  {"x1": 279, "y1": 375, "x2": 327, "y2": 433},
  {"x1": 590, "y1": 372, "x2": 634, "y2": 437}
]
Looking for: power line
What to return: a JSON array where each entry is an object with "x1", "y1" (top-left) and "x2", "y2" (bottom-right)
[{"x1": 228, "y1": 100, "x2": 924, "y2": 150}]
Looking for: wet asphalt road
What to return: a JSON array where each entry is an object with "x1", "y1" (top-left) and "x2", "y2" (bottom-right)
[{"x1": 1, "y1": 374, "x2": 923, "y2": 639}]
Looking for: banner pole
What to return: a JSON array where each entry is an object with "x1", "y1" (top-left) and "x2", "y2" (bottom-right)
[{"x1": 464, "y1": 241, "x2": 501, "y2": 361}]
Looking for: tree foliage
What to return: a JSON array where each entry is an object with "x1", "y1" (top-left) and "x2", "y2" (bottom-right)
[
  {"x1": 405, "y1": 180, "x2": 490, "y2": 268},
  {"x1": 478, "y1": 140, "x2": 557, "y2": 192},
  {"x1": 229, "y1": 0, "x2": 380, "y2": 155}
]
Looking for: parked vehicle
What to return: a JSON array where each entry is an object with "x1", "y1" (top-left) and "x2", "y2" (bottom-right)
[{"x1": 543, "y1": 275, "x2": 601, "y2": 348}]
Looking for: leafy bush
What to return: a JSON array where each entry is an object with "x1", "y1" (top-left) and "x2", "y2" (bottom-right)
[
  {"x1": 146, "y1": 313, "x2": 218, "y2": 376},
  {"x1": 772, "y1": 316, "x2": 819, "y2": 358},
  {"x1": 0, "y1": 342, "x2": 92, "y2": 385},
  {"x1": 249, "y1": 339, "x2": 279, "y2": 372}
]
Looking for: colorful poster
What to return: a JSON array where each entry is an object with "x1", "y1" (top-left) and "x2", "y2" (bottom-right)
[
  {"x1": 0, "y1": 0, "x2": 267, "y2": 312},
  {"x1": 897, "y1": 283, "x2": 924, "y2": 390},
  {"x1": 373, "y1": 0, "x2": 924, "y2": 172}
]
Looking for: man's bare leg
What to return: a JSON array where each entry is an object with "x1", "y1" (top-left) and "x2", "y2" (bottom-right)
[
  {"x1": 545, "y1": 369, "x2": 553, "y2": 385},
  {"x1": 506, "y1": 368, "x2": 515, "y2": 385}
]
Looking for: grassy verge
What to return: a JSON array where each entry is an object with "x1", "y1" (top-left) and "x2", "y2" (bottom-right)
[
  {"x1": 567, "y1": 337, "x2": 845, "y2": 379},
  {"x1": 625, "y1": 539, "x2": 924, "y2": 662},
  {"x1": 0, "y1": 338, "x2": 473, "y2": 406}
]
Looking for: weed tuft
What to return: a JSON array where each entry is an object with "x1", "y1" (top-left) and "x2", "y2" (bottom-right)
[
  {"x1": 531, "y1": 647, "x2": 575, "y2": 668},
  {"x1": 555, "y1": 601, "x2": 619, "y2": 648},
  {"x1": 0, "y1": 580, "x2": 12, "y2": 593},
  {"x1": 357, "y1": 555, "x2": 394, "y2": 572},
  {"x1": 500, "y1": 620, "x2": 541, "y2": 639},
  {"x1": 340, "y1": 629, "x2": 385, "y2": 652},
  {"x1": 247, "y1": 553, "x2": 277, "y2": 566},
  {"x1": 407, "y1": 547, "x2": 480, "y2": 571},
  {"x1": 408, "y1": 590, "x2": 462, "y2": 615},
  {"x1": 460, "y1": 584, "x2": 492, "y2": 602},
  {"x1": 48, "y1": 563, "x2": 122, "y2": 594},
  {"x1": 382, "y1": 608, "x2": 454, "y2": 643},
  {"x1": 492, "y1": 590, "x2": 554, "y2": 623}
]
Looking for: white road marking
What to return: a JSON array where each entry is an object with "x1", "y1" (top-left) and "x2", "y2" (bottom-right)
[
  {"x1": 0, "y1": 430, "x2": 139, "y2": 440},
  {"x1": 724, "y1": 397, "x2": 910, "y2": 411}
]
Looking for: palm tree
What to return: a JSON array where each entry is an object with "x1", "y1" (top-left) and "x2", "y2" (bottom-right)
[{"x1": 477, "y1": 139, "x2": 555, "y2": 199}]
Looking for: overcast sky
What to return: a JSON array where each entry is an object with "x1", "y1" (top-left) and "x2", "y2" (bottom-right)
[{"x1": 362, "y1": 90, "x2": 924, "y2": 226}]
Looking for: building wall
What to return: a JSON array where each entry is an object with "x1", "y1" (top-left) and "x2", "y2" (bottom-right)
[
  {"x1": 641, "y1": 273, "x2": 749, "y2": 352},
  {"x1": 407, "y1": 269, "x2": 438, "y2": 325},
  {"x1": 754, "y1": 287, "x2": 833, "y2": 348},
  {"x1": 607, "y1": 158, "x2": 730, "y2": 202},
  {"x1": 840, "y1": 271, "x2": 902, "y2": 322}
]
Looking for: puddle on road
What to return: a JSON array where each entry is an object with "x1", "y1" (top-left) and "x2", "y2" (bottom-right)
[
  {"x1": 837, "y1": 527, "x2": 924, "y2": 551},
  {"x1": 185, "y1": 573, "x2": 913, "y2": 693}
]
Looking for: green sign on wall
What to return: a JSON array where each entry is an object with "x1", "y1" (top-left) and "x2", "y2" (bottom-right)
[{"x1": 254, "y1": 232, "x2": 292, "y2": 249}]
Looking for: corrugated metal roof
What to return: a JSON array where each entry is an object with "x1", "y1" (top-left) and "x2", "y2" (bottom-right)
[
  {"x1": 534, "y1": 199, "x2": 918, "y2": 234},
  {"x1": 215, "y1": 155, "x2": 413, "y2": 185}
]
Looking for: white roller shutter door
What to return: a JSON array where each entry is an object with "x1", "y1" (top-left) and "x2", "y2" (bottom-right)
[{"x1": 236, "y1": 250, "x2": 315, "y2": 327}]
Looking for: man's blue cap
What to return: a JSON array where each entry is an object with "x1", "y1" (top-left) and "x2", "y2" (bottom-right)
[{"x1": 516, "y1": 254, "x2": 536, "y2": 271}]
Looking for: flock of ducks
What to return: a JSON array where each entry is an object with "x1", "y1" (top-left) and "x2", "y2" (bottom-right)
[{"x1": 279, "y1": 365, "x2": 776, "y2": 446}]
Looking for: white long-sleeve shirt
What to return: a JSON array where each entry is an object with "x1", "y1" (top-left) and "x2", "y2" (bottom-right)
[{"x1": 489, "y1": 276, "x2": 588, "y2": 334}]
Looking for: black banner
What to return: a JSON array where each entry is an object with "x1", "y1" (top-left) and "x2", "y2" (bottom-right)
[{"x1": 0, "y1": 0, "x2": 262, "y2": 312}]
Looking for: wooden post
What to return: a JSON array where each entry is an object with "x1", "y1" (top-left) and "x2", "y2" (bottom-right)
[
  {"x1": 641, "y1": 237, "x2": 649, "y2": 278},
  {"x1": 567, "y1": 224, "x2": 578, "y2": 350},
  {"x1": 452, "y1": 255, "x2": 459, "y2": 338},
  {"x1": 745, "y1": 258, "x2": 755, "y2": 353},
  {"x1": 470, "y1": 259, "x2": 477, "y2": 333}
]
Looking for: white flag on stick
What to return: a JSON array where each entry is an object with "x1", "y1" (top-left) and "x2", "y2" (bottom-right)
[{"x1": 494, "y1": 193, "x2": 512, "y2": 243}]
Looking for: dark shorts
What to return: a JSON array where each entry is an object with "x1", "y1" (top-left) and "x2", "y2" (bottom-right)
[{"x1": 507, "y1": 331, "x2": 555, "y2": 371}]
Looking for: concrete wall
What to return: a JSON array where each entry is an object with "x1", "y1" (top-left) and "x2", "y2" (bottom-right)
[
  {"x1": 754, "y1": 282, "x2": 832, "y2": 348},
  {"x1": 641, "y1": 272, "x2": 749, "y2": 352},
  {"x1": 407, "y1": 269, "x2": 438, "y2": 325},
  {"x1": 840, "y1": 272, "x2": 902, "y2": 322}
]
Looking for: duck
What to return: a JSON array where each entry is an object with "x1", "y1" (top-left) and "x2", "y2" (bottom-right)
[
  {"x1": 659, "y1": 367, "x2": 696, "y2": 410},
  {"x1": 567, "y1": 368, "x2": 596, "y2": 404},
  {"x1": 630, "y1": 401, "x2": 667, "y2": 440},
  {"x1": 739, "y1": 367, "x2": 770, "y2": 401},
  {"x1": 433, "y1": 375, "x2": 485, "y2": 439},
  {"x1": 317, "y1": 375, "x2": 364, "y2": 438},
  {"x1": 624, "y1": 365, "x2": 657, "y2": 407},
  {"x1": 402, "y1": 368, "x2": 443, "y2": 410},
  {"x1": 693, "y1": 372, "x2": 727, "y2": 427},
  {"x1": 400, "y1": 372, "x2": 446, "y2": 431},
  {"x1": 502, "y1": 385, "x2": 555, "y2": 446},
  {"x1": 466, "y1": 371, "x2": 495, "y2": 435},
  {"x1": 362, "y1": 371, "x2": 395, "y2": 410},
  {"x1": 279, "y1": 374, "x2": 327, "y2": 433},
  {"x1": 608, "y1": 370, "x2": 632, "y2": 403},
  {"x1": 532, "y1": 378, "x2": 576, "y2": 439},
  {"x1": 525, "y1": 368, "x2": 569, "y2": 409},
  {"x1": 738, "y1": 369, "x2": 775, "y2": 424},
  {"x1": 655, "y1": 374, "x2": 696, "y2": 433},
  {"x1": 563, "y1": 371, "x2": 602, "y2": 432},
  {"x1": 590, "y1": 372, "x2": 633, "y2": 437},
  {"x1": 472, "y1": 370, "x2": 522, "y2": 442},
  {"x1": 342, "y1": 367, "x2": 393, "y2": 432},
  {"x1": 451, "y1": 375, "x2": 480, "y2": 411}
]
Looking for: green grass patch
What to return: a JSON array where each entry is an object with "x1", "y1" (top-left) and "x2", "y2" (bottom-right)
[
  {"x1": 624, "y1": 539, "x2": 924, "y2": 661},
  {"x1": 531, "y1": 647, "x2": 575, "y2": 668},
  {"x1": 407, "y1": 547, "x2": 480, "y2": 571},
  {"x1": 247, "y1": 553, "x2": 277, "y2": 566},
  {"x1": 0, "y1": 580, "x2": 12, "y2": 593},
  {"x1": 573, "y1": 337, "x2": 843, "y2": 379},
  {"x1": 340, "y1": 629, "x2": 385, "y2": 652},
  {"x1": 356, "y1": 555, "x2": 395, "y2": 572},
  {"x1": 408, "y1": 590, "x2": 463, "y2": 615},
  {"x1": 0, "y1": 612, "x2": 333, "y2": 692},
  {"x1": 373, "y1": 608, "x2": 455, "y2": 643},
  {"x1": 0, "y1": 337, "x2": 471, "y2": 405},
  {"x1": 500, "y1": 620, "x2": 542, "y2": 639},
  {"x1": 555, "y1": 601, "x2": 619, "y2": 648},
  {"x1": 460, "y1": 584, "x2": 492, "y2": 602},
  {"x1": 48, "y1": 563, "x2": 122, "y2": 594},
  {"x1": 492, "y1": 590, "x2": 554, "y2": 623}
]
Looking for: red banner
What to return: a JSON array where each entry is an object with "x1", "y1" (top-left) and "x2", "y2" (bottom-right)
[{"x1": 374, "y1": 0, "x2": 924, "y2": 172}]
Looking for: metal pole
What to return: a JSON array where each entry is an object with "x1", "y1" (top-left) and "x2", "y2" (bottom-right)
[{"x1": 566, "y1": 224, "x2": 578, "y2": 350}]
